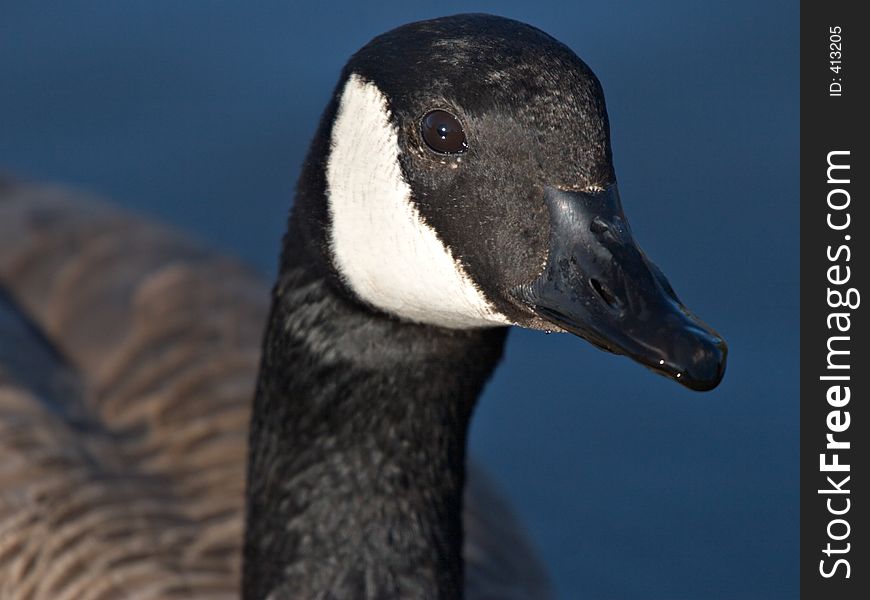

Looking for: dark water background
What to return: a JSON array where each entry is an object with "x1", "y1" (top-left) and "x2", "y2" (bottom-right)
[{"x1": 0, "y1": 1, "x2": 798, "y2": 598}]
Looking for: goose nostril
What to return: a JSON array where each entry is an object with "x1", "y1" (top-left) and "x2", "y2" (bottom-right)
[
  {"x1": 590, "y1": 217, "x2": 610, "y2": 235},
  {"x1": 590, "y1": 216, "x2": 620, "y2": 245},
  {"x1": 590, "y1": 278, "x2": 620, "y2": 309}
]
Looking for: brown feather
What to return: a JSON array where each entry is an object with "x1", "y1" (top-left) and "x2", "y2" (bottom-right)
[{"x1": 0, "y1": 179, "x2": 551, "y2": 599}]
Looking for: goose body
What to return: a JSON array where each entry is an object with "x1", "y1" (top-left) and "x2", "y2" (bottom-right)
[
  {"x1": 0, "y1": 13, "x2": 726, "y2": 600},
  {"x1": 0, "y1": 180, "x2": 550, "y2": 599}
]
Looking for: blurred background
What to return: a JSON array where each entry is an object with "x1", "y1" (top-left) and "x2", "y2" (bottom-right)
[{"x1": 0, "y1": 1, "x2": 798, "y2": 598}]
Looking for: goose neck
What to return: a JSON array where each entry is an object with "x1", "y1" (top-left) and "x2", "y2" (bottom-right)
[{"x1": 242, "y1": 231, "x2": 507, "y2": 599}]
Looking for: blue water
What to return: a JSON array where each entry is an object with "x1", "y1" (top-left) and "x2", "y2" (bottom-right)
[{"x1": 0, "y1": 1, "x2": 798, "y2": 598}]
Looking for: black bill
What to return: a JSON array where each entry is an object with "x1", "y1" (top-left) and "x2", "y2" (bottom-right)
[{"x1": 513, "y1": 185, "x2": 727, "y2": 391}]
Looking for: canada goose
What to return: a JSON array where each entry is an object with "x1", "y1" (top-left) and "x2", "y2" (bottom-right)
[{"x1": 0, "y1": 13, "x2": 726, "y2": 600}]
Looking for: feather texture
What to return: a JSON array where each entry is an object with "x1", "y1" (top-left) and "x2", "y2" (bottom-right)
[{"x1": 0, "y1": 178, "x2": 550, "y2": 600}]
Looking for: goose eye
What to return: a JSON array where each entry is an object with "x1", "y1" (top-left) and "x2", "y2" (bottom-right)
[{"x1": 420, "y1": 110, "x2": 467, "y2": 154}]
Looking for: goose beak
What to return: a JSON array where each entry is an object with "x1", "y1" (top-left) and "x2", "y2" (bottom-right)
[{"x1": 512, "y1": 184, "x2": 727, "y2": 391}]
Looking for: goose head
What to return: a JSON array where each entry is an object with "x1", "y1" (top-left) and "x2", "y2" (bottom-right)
[{"x1": 309, "y1": 13, "x2": 726, "y2": 391}]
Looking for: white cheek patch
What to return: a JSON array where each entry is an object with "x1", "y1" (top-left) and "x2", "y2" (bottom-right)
[{"x1": 325, "y1": 74, "x2": 510, "y2": 329}]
